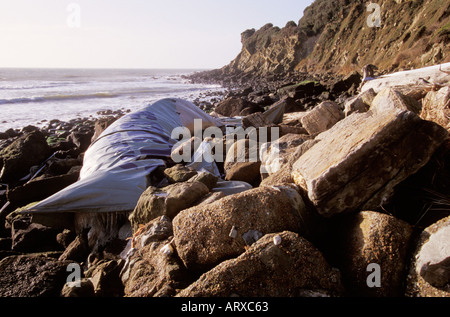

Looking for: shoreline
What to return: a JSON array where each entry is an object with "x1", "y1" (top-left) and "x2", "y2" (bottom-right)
[{"x1": 0, "y1": 68, "x2": 227, "y2": 133}]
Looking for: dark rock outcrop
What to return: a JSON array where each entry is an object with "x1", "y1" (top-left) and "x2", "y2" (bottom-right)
[{"x1": 0, "y1": 130, "x2": 51, "y2": 184}]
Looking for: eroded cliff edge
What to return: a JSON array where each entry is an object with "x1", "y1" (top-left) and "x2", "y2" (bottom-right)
[{"x1": 191, "y1": 0, "x2": 450, "y2": 85}]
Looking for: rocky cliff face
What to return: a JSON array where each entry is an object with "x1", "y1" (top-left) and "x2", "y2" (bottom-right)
[{"x1": 219, "y1": 0, "x2": 450, "y2": 79}]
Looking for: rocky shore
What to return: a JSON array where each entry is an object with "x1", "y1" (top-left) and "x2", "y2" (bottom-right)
[{"x1": 0, "y1": 65, "x2": 449, "y2": 298}]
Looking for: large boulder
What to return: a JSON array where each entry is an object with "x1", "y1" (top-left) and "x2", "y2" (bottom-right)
[
  {"x1": 332, "y1": 211, "x2": 414, "y2": 297},
  {"x1": 406, "y1": 216, "x2": 450, "y2": 297},
  {"x1": 292, "y1": 89, "x2": 448, "y2": 218},
  {"x1": 173, "y1": 185, "x2": 305, "y2": 271},
  {"x1": 177, "y1": 231, "x2": 343, "y2": 297},
  {"x1": 0, "y1": 255, "x2": 72, "y2": 297},
  {"x1": 0, "y1": 130, "x2": 51, "y2": 184}
]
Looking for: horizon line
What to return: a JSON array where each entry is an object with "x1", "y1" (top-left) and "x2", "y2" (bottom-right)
[{"x1": 0, "y1": 66, "x2": 217, "y2": 71}]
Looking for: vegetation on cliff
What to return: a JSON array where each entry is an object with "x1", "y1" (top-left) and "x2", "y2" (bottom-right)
[{"x1": 215, "y1": 0, "x2": 450, "y2": 80}]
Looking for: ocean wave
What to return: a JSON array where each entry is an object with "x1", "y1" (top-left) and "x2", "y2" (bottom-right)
[
  {"x1": 0, "y1": 92, "x2": 119, "y2": 105},
  {"x1": 0, "y1": 81, "x2": 80, "y2": 91}
]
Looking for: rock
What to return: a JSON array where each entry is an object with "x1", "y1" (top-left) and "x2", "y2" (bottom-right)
[
  {"x1": 129, "y1": 181, "x2": 210, "y2": 232},
  {"x1": 344, "y1": 88, "x2": 376, "y2": 116},
  {"x1": 282, "y1": 111, "x2": 308, "y2": 126},
  {"x1": 120, "y1": 216, "x2": 189, "y2": 297},
  {"x1": 11, "y1": 222, "x2": 63, "y2": 253},
  {"x1": 85, "y1": 259, "x2": 124, "y2": 297},
  {"x1": 333, "y1": 211, "x2": 414, "y2": 297},
  {"x1": 275, "y1": 97, "x2": 305, "y2": 114},
  {"x1": 260, "y1": 133, "x2": 311, "y2": 178},
  {"x1": 58, "y1": 232, "x2": 90, "y2": 263},
  {"x1": 132, "y1": 215, "x2": 173, "y2": 247},
  {"x1": 300, "y1": 101, "x2": 344, "y2": 135},
  {"x1": 225, "y1": 161, "x2": 261, "y2": 186},
  {"x1": 68, "y1": 130, "x2": 94, "y2": 153},
  {"x1": 3, "y1": 128, "x2": 19, "y2": 138},
  {"x1": 328, "y1": 71, "x2": 362, "y2": 96},
  {"x1": 21, "y1": 125, "x2": 40, "y2": 134},
  {"x1": 370, "y1": 87, "x2": 422, "y2": 115},
  {"x1": 195, "y1": 191, "x2": 226, "y2": 207},
  {"x1": 187, "y1": 171, "x2": 219, "y2": 191},
  {"x1": 6, "y1": 172, "x2": 79, "y2": 208},
  {"x1": 46, "y1": 158, "x2": 81, "y2": 176},
  {"x1": 231, "y1": 86, "x2": 254, "y2": 97},
  {"x1": 177, "y1": 231, "x2": 343, "y2": 297},
  {"x1": 214, "y1": 97, "x2": 262, "y2": 117},
  {"x1": 56, "y1": 229, "x2": 76, "y2": 249},
  {"x1": 241, "y1": 112, "x2": 274, "y2": 129},
  {"x1": 50, "y1": 140, "x2": 78, "y2": 154},
  {"x1": 279, "y1": 125, "x2": 308, "y2": 136},
  {"x1": 173, "y1": 185, "x2": 305, "y2": 271},
  {"x1": 61, "y1": 278, "x2": 95, "y2": 297},
  {"x1": 260, "y1": 139, "x2": 318, "y2": 187},
  {"x1": 406, "y1": 216, "x2": 450, "y2": 297},
  {"x1": 417, "y1": 229, "x2": 450, "y2": 288},
  {"x1": 420, "y1": 86, "x2": 450, "y2": 131},
  {"x1": 0, "y1": 130, "x2": 51, "y2": 183},
  {"x1": 292, "y1": 93, "x2": 448, "y2": 218},
  {"x1": 383, "y1": 84, "x2": 435, "y2": 102},
  {"x1": 164, "y1": 164, "x2": 197, "y2": 183},
  {"x1": 224, "y1": 139, "x2": 261, "y2": 186},
  {"x1": 0, "y1": 254, "x2": 72, "y2": 297},
  {"x1": 91, "y1": 116, "x2": 118, "y2": 143},
  {"x1": 277, "y1": 81, "x2": 326, "y2": 100}
]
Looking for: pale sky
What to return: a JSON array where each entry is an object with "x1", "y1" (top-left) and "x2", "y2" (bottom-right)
[{"x1": 0, "y1": 0, "x2": 314, "y2": 69}]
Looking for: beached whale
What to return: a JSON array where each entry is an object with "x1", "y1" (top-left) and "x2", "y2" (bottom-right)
[{"x1": 24, "y1": 98, "x2": 249, "y2": 247}]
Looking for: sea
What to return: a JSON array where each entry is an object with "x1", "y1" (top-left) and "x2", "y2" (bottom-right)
[{"x1": 0, "y1": 68, "x2": 224, "y2": 132}]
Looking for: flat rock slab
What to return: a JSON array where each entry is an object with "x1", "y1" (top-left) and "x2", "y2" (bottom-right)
[{"x1": 292, "y1": 90, "x2": 448, "y2": 218}]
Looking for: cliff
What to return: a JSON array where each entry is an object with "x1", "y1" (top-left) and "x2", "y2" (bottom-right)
[{"x1": 204, "y1": 0, "x2": 450, "y2": 82}]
